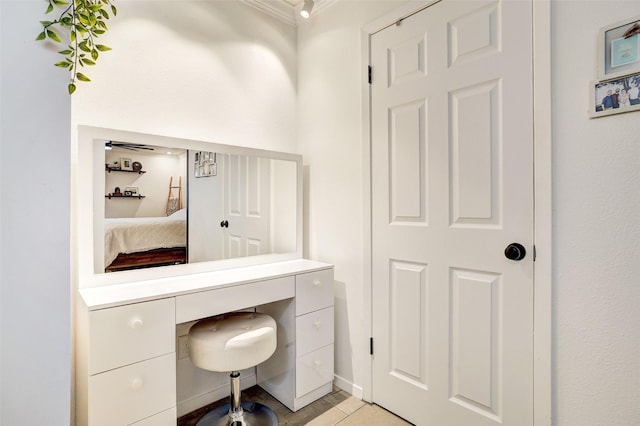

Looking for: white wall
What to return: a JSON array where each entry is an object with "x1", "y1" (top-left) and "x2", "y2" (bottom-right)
[
  {"x1": 71, "y1": 0, "x2": 297, "y2": 153},
  {"x1": 552, "y1": 1, "x2": 640, "y2": 424},
  {"x1": 298, "y1": 0, "x2": 640, "y2": 424},
  {"x1": 297, "y1": 0, "x2": 402, "y2": 396},
  {"x1": 0, "y1": 1, "x2": 71, "y2": 424},
  {"x1": 271, "y1": 158, "x2": 297, "y2": 254}
]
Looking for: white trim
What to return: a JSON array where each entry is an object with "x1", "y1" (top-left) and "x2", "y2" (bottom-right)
[
  {"x1": 333, "y1": 374, "x2": 364, "y2": 400},
  {"x1": 362, "y1": 0, "x2": 436, "y2": 35},
  {"x1": 360, "y1": 26, "x2": 373, "y2": 403},
  {"x1": 532, "y1": 0, "x2": 553, "y2": 424},
  {"x1": 238, "y1": 0, "x2": 341, "y2": 27},
  {"x1": 361, "y1": 0, "x2": 553, "y2": 423},
  {"x1": 238, "y1": 0, "x2": 297, "y2": 26}
]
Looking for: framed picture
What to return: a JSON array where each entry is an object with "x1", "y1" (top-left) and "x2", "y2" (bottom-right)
[
  {"x1": 193, "y1": 151, "x2": 217, "y2": 178},
  {"x1": 120, "y1": 157, "x2": 133, "y2": 171},
  {"x1": 590, "y1": 72, "x2": 640, "y2": 118},
  {"x1": 599, "y1": 16, "x2": 640, "y2": 81},
  {"x1": 124, "y1": 186, "x2": 139, "y2": 195}
]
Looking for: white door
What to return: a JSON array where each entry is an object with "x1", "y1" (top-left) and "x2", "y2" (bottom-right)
[
  {"x1": 371, "y1": 0, "x2": 534, "y2": 425},
  {"x1": 223, "y1": 154, "x2": 271, "y2": 258}
]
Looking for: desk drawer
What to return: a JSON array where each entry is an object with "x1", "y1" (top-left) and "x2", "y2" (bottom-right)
[
  {"x1": 295, "y1": 269, "x2": 333, "y2": 315},
  {"x1": 296, "y1": 307, "x2": 334, "y2": 357},
  {"x1": 176, "y1": 276, "x2": 295, "y2": 324},
  {"x1": 295, "y1": 344, "x2": 334, "y2": 398},
  {"x1": 89, "y1": 298, "x2": 175, "y2": 375},
  {"x1": 89, "y1": 353, "x2": 176, "y2": 426}
]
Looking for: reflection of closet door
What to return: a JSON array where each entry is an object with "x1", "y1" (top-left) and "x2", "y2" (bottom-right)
[{"x1": 223, "y1": 154, "x2": 271, "y2": 259}]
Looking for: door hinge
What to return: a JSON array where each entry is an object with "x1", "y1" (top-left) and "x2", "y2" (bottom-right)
[
  {"x1": 368, "y1": 65, "x2": 372, "y2": 84},
  {"x1": 533, "y1": 245, "x2": 537, "y2": 261},
  {"x1": 370, "y1": 337, "x2": 374, "y2": 355}
]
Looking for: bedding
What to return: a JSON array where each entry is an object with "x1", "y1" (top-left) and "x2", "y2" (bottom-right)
[{"x1": 104, "y1": 208, "x2": 186, "y2": 268}]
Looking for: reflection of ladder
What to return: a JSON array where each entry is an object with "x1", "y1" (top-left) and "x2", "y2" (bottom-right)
[{"x1": 166, "y1": 176, "x2": 182, "y2": 216}]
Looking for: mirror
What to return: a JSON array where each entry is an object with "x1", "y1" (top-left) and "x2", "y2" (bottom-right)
[{"x1": 76, "y1": 126, "x2": 302, "y2": 287}]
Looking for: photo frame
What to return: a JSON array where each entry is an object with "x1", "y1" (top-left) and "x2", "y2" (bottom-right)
[
  {"x1": 599, "y1": 16, "x2": 640, "y2": 81},
  {"x1": 590, "y1": 72, "x2": 640, "y2": 118},
  {"x1": 124, "y1": 186, "x2": 139, "y2": 195},
  {"x1": 120, "y1": 157, "x2": 133, "y2": 171}
]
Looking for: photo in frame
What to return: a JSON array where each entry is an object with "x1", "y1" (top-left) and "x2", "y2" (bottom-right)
[
  {"x1": 599, "y1": 16, "x2": 640, "y2": 80},
  {"x1": 590, "y1": 72, "x2": 640, "y2": 118}
]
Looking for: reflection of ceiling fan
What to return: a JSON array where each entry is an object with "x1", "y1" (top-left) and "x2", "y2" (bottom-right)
[{"x1": 105, "y1": 141, "x2": 155, "y2": 151}]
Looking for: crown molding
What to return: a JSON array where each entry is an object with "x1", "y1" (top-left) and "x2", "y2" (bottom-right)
[
  {"x1": 239, "y1": 0, "x2": 297, "y2": 26},
  {"x1": 239, "y1": 0, "x2": 340, "y2": 27},
  {"x1": 313, "y1": 0, "x2": 339, "y2": 16}
]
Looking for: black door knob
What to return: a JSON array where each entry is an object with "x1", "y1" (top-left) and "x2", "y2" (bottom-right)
[
  {"x1": 504, "y1": 243, "x2": 526, "y2": 261},
  {"x1": 220, "y1": 220, "x2": 229, "y2": 228}
]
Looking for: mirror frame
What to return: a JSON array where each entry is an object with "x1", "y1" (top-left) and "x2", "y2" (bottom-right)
[{"x1": 75, "y1": 125, "x2": 303, "y2": 288}]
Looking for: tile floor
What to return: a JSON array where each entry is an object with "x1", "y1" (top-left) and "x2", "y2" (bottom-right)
[{"x1": 177, "y1": 385, "x2": 413, "y2": 426}]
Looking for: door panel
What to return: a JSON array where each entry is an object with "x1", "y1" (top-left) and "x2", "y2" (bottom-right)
[
  {"x1": 389, "y1": 260, "x2": 428, "y2": 386},
  {"x1": 389, "y1": 101, "x2": 428, "y2": 223},
  {"x1": 223, "y1": 154, "x2": 271, "y2": 258},
  {"x1": 450, "y1": 79, "x2": 500, "y2": 225},
  {"x1": 449, "y1": 268, "x2": 501, "y2": 420},
  {"x1": 371, "y1": 1, "x2": 533, "y2": 425}
]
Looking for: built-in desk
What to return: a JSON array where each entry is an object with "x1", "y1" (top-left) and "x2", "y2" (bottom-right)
[{"x1": 75, "y1": 259, "x2": 334, "y2": 426}]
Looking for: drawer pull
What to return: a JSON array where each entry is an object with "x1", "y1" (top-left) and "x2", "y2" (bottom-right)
[
  {"x1": 312, "y1": 280, "x2": 322, "y2": 287},
  {"x1": 129, "y1": 317, "x2": 144, "y2": 329},
  {"x1": 313, "y1": 320, "x2": 322, "y2": 329},
  {"x1": 313, "y1": 360, "x2": 323, "y2": 368},
  {"x1": 130, "y1": 377, "x2": 144, "y2": 391}
]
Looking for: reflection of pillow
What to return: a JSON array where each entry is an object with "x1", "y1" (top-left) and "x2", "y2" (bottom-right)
[{"x1": 169, "y1": 208, "x2": 186, "y2": 220}]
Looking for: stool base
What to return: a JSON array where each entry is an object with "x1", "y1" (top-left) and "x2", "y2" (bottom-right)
[{"x1": 195, "y1": 401, "x2": 278, "y2": 426}]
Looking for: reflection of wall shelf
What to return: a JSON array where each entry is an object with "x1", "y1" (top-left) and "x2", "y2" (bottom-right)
[
  {"x1": 105, "y1": 194, "x2": 146, "y2": 199},
  {"x1": 105, "y1": 165, "x2": 146, "y2": 175}
]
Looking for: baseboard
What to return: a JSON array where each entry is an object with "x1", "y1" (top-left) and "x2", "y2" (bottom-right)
[
  {"x1": 177, "y1": 373, "x2": 257, "y2": 417},
  {"x1": 333, "y1": 374, "x2": 364, "y2": 400}
]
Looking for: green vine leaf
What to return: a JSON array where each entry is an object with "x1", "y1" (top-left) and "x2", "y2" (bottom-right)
[
  {"x1": 46, "y1": 29, "x2": 62, "y2": 42},
  {"x1": 36, "y1": 0, "x2": 117, "y2": 94}
]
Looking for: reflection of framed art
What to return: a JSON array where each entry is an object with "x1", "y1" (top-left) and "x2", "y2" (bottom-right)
[
  {"x1": 120, "y1": 157, "x2": 133, "y2": 171},
  {"x1": 590, "y1": 72, "x2": 640, "y2": 118},
  {"x1": 599, "y1": 16, "x2": 640, "y2": 80},
  {"x1": 193, "y1": 151, "x2": 217, "y2": 178}
]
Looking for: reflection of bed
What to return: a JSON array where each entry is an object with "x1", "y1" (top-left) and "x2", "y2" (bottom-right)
[{"x1": 105, "y1": 209, "x2": 187, "y2": 272}]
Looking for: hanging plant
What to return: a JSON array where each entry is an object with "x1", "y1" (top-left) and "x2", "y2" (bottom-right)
[{"x1": 36, "y1": 0, "x2": 117, "y2": 94}]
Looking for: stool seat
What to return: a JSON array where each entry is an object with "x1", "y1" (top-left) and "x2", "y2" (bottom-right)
[
  {"x1": 188, "y1": 312, "x2": 279, "y2": 425},
  {"x1": 188, "y1": 312, "x2": 277, "y2": 373}
]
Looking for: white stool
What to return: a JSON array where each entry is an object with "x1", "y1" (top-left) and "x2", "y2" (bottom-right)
[{"x1": 188, "y1": 312, "x2": 278, "y2": 426}]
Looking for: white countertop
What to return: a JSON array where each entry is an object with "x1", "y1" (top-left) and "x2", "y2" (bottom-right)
[{"x1": 79, "y1": 259, "x2": 333, "y2": 310}]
